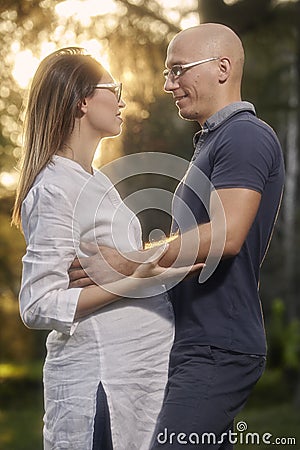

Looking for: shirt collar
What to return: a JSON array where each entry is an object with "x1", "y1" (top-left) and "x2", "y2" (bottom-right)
[{"x1": 193, "y1": 101, "x2": 256, "y2": 148}]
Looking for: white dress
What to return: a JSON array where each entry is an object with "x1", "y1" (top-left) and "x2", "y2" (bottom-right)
[{"x1": 19, "y1": 155, "x2": 174, "y2": 450}]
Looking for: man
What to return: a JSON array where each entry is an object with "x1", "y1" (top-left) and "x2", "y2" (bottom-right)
[
  {"x1": 70, "y1": 23, "x2": 284, "y2": 449},
  {"x1": 149, "y1": 23, "x2": 284, "y2": 449}
]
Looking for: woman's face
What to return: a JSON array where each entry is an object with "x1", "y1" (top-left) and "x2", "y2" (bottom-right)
[{"x1": 82, "y1": 72, "x2": 125, "y2": 139}]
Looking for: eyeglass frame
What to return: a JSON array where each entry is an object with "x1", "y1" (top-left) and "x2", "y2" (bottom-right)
[
  {"x1": 163, "y1": 57, "x2": 220, "y2": 80},
  {"x1": 93, "y1": 82, "x2": 122, "y2": 102}
]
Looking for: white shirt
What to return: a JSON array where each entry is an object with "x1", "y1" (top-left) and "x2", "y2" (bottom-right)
[{"x1": 20, "y1": 156, "x2": 174, "y2": 450}]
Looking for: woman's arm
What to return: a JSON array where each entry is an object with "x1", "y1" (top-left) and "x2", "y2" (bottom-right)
[
  {"x1": 75, "y1": 245, "x2": 204, "y2": 319},
  {"x1": 20, "y1": 184, "x2": 203, "y2": 331},
  {"x1": 20, "y1": 185, "x2": 84, "y2": 334}
]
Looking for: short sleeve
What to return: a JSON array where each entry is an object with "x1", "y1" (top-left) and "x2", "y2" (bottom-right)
[
  {"x1": 19, "y1": 184, "x2": 82, "y2": 335},
  {"x1": 210, "y1": 119, "x2": 279, "y2": 193}
]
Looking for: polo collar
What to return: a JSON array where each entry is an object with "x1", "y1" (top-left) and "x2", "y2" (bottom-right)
[{"x1": 193, "y1": 101, "x2": 256, "y2": 147}]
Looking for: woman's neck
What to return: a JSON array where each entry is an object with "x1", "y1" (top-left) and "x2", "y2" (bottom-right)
[{"x1": 57, "y1": 137, "x2": 100, "y2": 175}]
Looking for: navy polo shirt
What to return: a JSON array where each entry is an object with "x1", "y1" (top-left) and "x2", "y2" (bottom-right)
[{"x1": 171, "y1": 102, "x2": 285, "y2": 355}]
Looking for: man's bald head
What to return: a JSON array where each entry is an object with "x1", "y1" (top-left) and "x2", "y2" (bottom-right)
[
  {"x1": 164, "y1": 23, "x2": 245, "y2": 123},
  {"x1": 168, "y1": 23, "x2": 245, "y2": 84}
]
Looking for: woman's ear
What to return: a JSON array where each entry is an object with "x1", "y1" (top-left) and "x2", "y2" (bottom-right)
[
  {"x1": 76, "y1": 98, "x2": 88, "y2": 118},
  {"x1": 218, "y1": 57, "x2": 231, "y2": 83}
]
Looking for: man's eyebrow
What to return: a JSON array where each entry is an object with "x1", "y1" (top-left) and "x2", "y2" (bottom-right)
[{"x1": 165, "y1": 61, "x2": 184, "y2": 68}]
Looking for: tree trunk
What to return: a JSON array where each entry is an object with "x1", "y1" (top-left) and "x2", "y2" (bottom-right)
[
  {"x1": 283, "y1": 63, "x2": 299, "y2": 321},
  {"x1": 198, "y1": 0, "x2": 273, "y2": 33},
  {"x1": 292, "y1": 12, "x2": 300, "y2": 409}
]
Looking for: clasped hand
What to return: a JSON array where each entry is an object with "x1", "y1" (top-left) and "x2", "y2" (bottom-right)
[{"x1": 68, "y1": 242, "x2": 204, "y2": 289}]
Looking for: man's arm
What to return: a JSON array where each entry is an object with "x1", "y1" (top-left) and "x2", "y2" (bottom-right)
[
  {"x1": 68, "y1": 245, "x2": 175, "y2": 288},
  {"x1": 74, "y1": 245, "x2": 204, "y2": 320},
  {"x1": 68, "y1": 187, "x2": 261, "y2": 287},
  {"x1": 159, "y1": 187, "x2": 261, "y2": 267}
]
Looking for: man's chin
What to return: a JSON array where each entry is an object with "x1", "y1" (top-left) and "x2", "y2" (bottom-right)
[{"x1": 178, "y1": 109, "x2": 195, "y2": 122}]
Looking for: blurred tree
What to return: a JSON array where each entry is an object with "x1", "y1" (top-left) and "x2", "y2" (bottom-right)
[
  {"x1": 200, "y1": 0, "x2": 300, "y2": 320},
  {"x1": 0, "y1": 0, "x2": 61, "y2": 173},
  {"x1": 0, "y1": 0, "x2": 197, "y2": 362},
  {"x1": 199, "y1": 0, "x2": 300, "y2": 407},
  {"x1": 0, "y1": 0, "x2": 299, "y2": 375},
  {"x1": 0, "y1": 197, "x2": 24, "y2": 296}
]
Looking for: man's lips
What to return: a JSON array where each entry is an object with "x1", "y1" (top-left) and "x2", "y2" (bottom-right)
[{"x1": 174, "y1": 94, "x2": 188, "y2": 106}]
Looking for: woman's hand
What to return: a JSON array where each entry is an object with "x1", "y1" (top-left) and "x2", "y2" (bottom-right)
[
  {"x1": 69, "y1": 241, "x2": 204, "y2": 289},
  {"x1": 74, "y1": 243, "x2": 204, "y2": 319},
  {"x1": 132, "y1": 244, "x2": 205, "y2": 282}
]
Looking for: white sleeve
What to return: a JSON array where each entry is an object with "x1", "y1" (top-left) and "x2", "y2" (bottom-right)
[{"x1": 19, "y1": 184, "x2": 82, "y2": 335}]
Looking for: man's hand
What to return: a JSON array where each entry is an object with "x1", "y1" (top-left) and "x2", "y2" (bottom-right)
[
  {"x1": 68, "y1": 244, "x2": 138, "y2": 289},
  {"x1": 68, "y1": 243, "x2": 172, "y2": 288},
  {"x1": 68, "y1": 240, "x2": 194, "y2": 289},
  {"x1": 132, "y1": 244, "x2": 205, "y2": 281}
]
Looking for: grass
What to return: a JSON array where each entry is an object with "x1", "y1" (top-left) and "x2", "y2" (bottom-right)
[
  {"x1": 0, "y1": 382, "x2": 43, "y2": 450},
  {"x1": 1, "y1": 399, "x2": 299, "y2": 449},
  {"x1": 0, "y1": 363, "x2": 299, "y2": 449},
  {"x1": 0, "y1": 362, "x2": 43, "y2": 450},
  {"x1": 0, "y1": 361, "x2": 43, "y2": 381},
  {"x1": 235, "y1": 404, "x2": 300, "y2": 449}
]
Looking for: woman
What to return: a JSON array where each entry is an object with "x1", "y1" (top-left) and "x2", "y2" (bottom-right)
[{"x1": 12, "y1": 47, "x2": 201, "y2": 450}]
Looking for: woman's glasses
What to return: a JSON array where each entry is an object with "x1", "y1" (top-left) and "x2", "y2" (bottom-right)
[{"x1": 93, "y1": 82, "x2": 122, "y2": 102}]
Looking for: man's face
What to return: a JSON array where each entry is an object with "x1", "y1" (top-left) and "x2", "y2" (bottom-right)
[{"x1": 164, "y1": 36, "x2": 220, "y2": 125}]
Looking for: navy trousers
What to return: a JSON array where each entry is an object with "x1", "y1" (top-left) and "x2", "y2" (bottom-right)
[
  {"x1": 92, "y1": 382, "x2": 113, "y2": 450},
  {"x1": 150, "y1": 345, "x2": 265, "y2": 449}
]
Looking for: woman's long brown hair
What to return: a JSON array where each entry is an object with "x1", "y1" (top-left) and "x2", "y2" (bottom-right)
[{"x1": 12, "y1": 47, "x2": 104, "y2": 228}]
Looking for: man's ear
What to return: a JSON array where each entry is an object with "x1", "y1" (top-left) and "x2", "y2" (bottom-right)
[
  {"x1": 76, "y1": 98, "x2": 88, "y2": 118},
  {"x1": 218, "y1": 57, "x2": 231, "y2": 83}
]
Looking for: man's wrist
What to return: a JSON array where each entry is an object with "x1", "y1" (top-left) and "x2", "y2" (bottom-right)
[{"x1": 158, "y1": 237, "x2": 179, "y2": 268}]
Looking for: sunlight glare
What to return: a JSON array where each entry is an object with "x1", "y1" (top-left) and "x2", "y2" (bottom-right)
[
  {"x1": 12, "y1": 0, "x2": 199, "y2": 90},
  {"x1": 12, "y1": 50, "x2": 40, "y2": 89},
  {"x1": 273, "y1": 0, "x2": 298, "y2": 3},
  {"x1": 223, "y1": 0, "x2": 239, "y2": 4},
  {"x1": 80, "y1": 39, "x2": 111, "y2": 73},
  {"x1": 55, "y1": 0, "x2": 118, "y2": 25},
  {"x1": 0, "y1": 171, "x2": 18, "y2": 190},
  {"x1": 40, "y1": 41, "x2": 57, "y2": 58},
  {"x1": 12, "y1": 40, "x2": 109, "y2": 89},
  {"x1": 12, "y1": 43, "x2": 56, "y2": 89},
  {"x1": 180, "y1": 12, "x2": 199, "y2": 29},
  {"x1": 159, "y1": 0, "x2": 199, "y2": 29}
]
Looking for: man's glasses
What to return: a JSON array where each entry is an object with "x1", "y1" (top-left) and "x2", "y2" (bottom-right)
[
  {"x1": 163, "y1": 57, "x2": 219, "y2": 80},
  {"x1": 93, "y1": 82, "x2": 122, "y2": 102}
]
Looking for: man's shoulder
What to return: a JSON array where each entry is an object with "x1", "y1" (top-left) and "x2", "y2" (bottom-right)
[
  {"x1": 219, "y1": 111, "x2": 281, "y2": 148},
  {"x1": 224, "y1": 110, "x2": 275, "y2": 133}
]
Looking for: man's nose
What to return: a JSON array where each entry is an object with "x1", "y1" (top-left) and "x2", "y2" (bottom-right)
[{"x1": 164, "y1": 75, "x2": 180, "y2": 93}]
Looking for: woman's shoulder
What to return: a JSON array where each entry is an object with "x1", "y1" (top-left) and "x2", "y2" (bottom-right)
[
  {"x1": 24, "y1": 156, "x2": 118, "y2": 211},
  {"x1": 26, "y1": 156, "x2": 89, "y2": 203}
]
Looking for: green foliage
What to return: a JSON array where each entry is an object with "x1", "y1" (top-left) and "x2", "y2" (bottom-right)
[
  {"x1": 285, "y1": 320, "x2": 300, "y2": 370},
  {"x1": 236, "y1": 403, "x2": 300, "y2": 450},
  {"x1": 0, "y1": 196, "x2": 25, "y2": 295},
  {"x1": 0, "y1": 377, "x2": 43, "y2": 450},
  {"x1": 0, "y1": 361, "x2": 43, "y2": 382},
  {"x1": 0, "y1": 0, "x2": 298, "y2": 374},
  {"x1": 0, "y1": 290, "x2": 47, "y2": 362},
  {"x1": 248, "y1": 369, "x2": 291, "y2": 406},
  {"x1": 267, "y1": 298, "x2": 300, "y2": 371},
  {"x1": 1, "y1": 367, "x2": 299, "y2": 450},
  {"x1": 0, "y1": 2, "x2": 300, "y2": 441}
]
